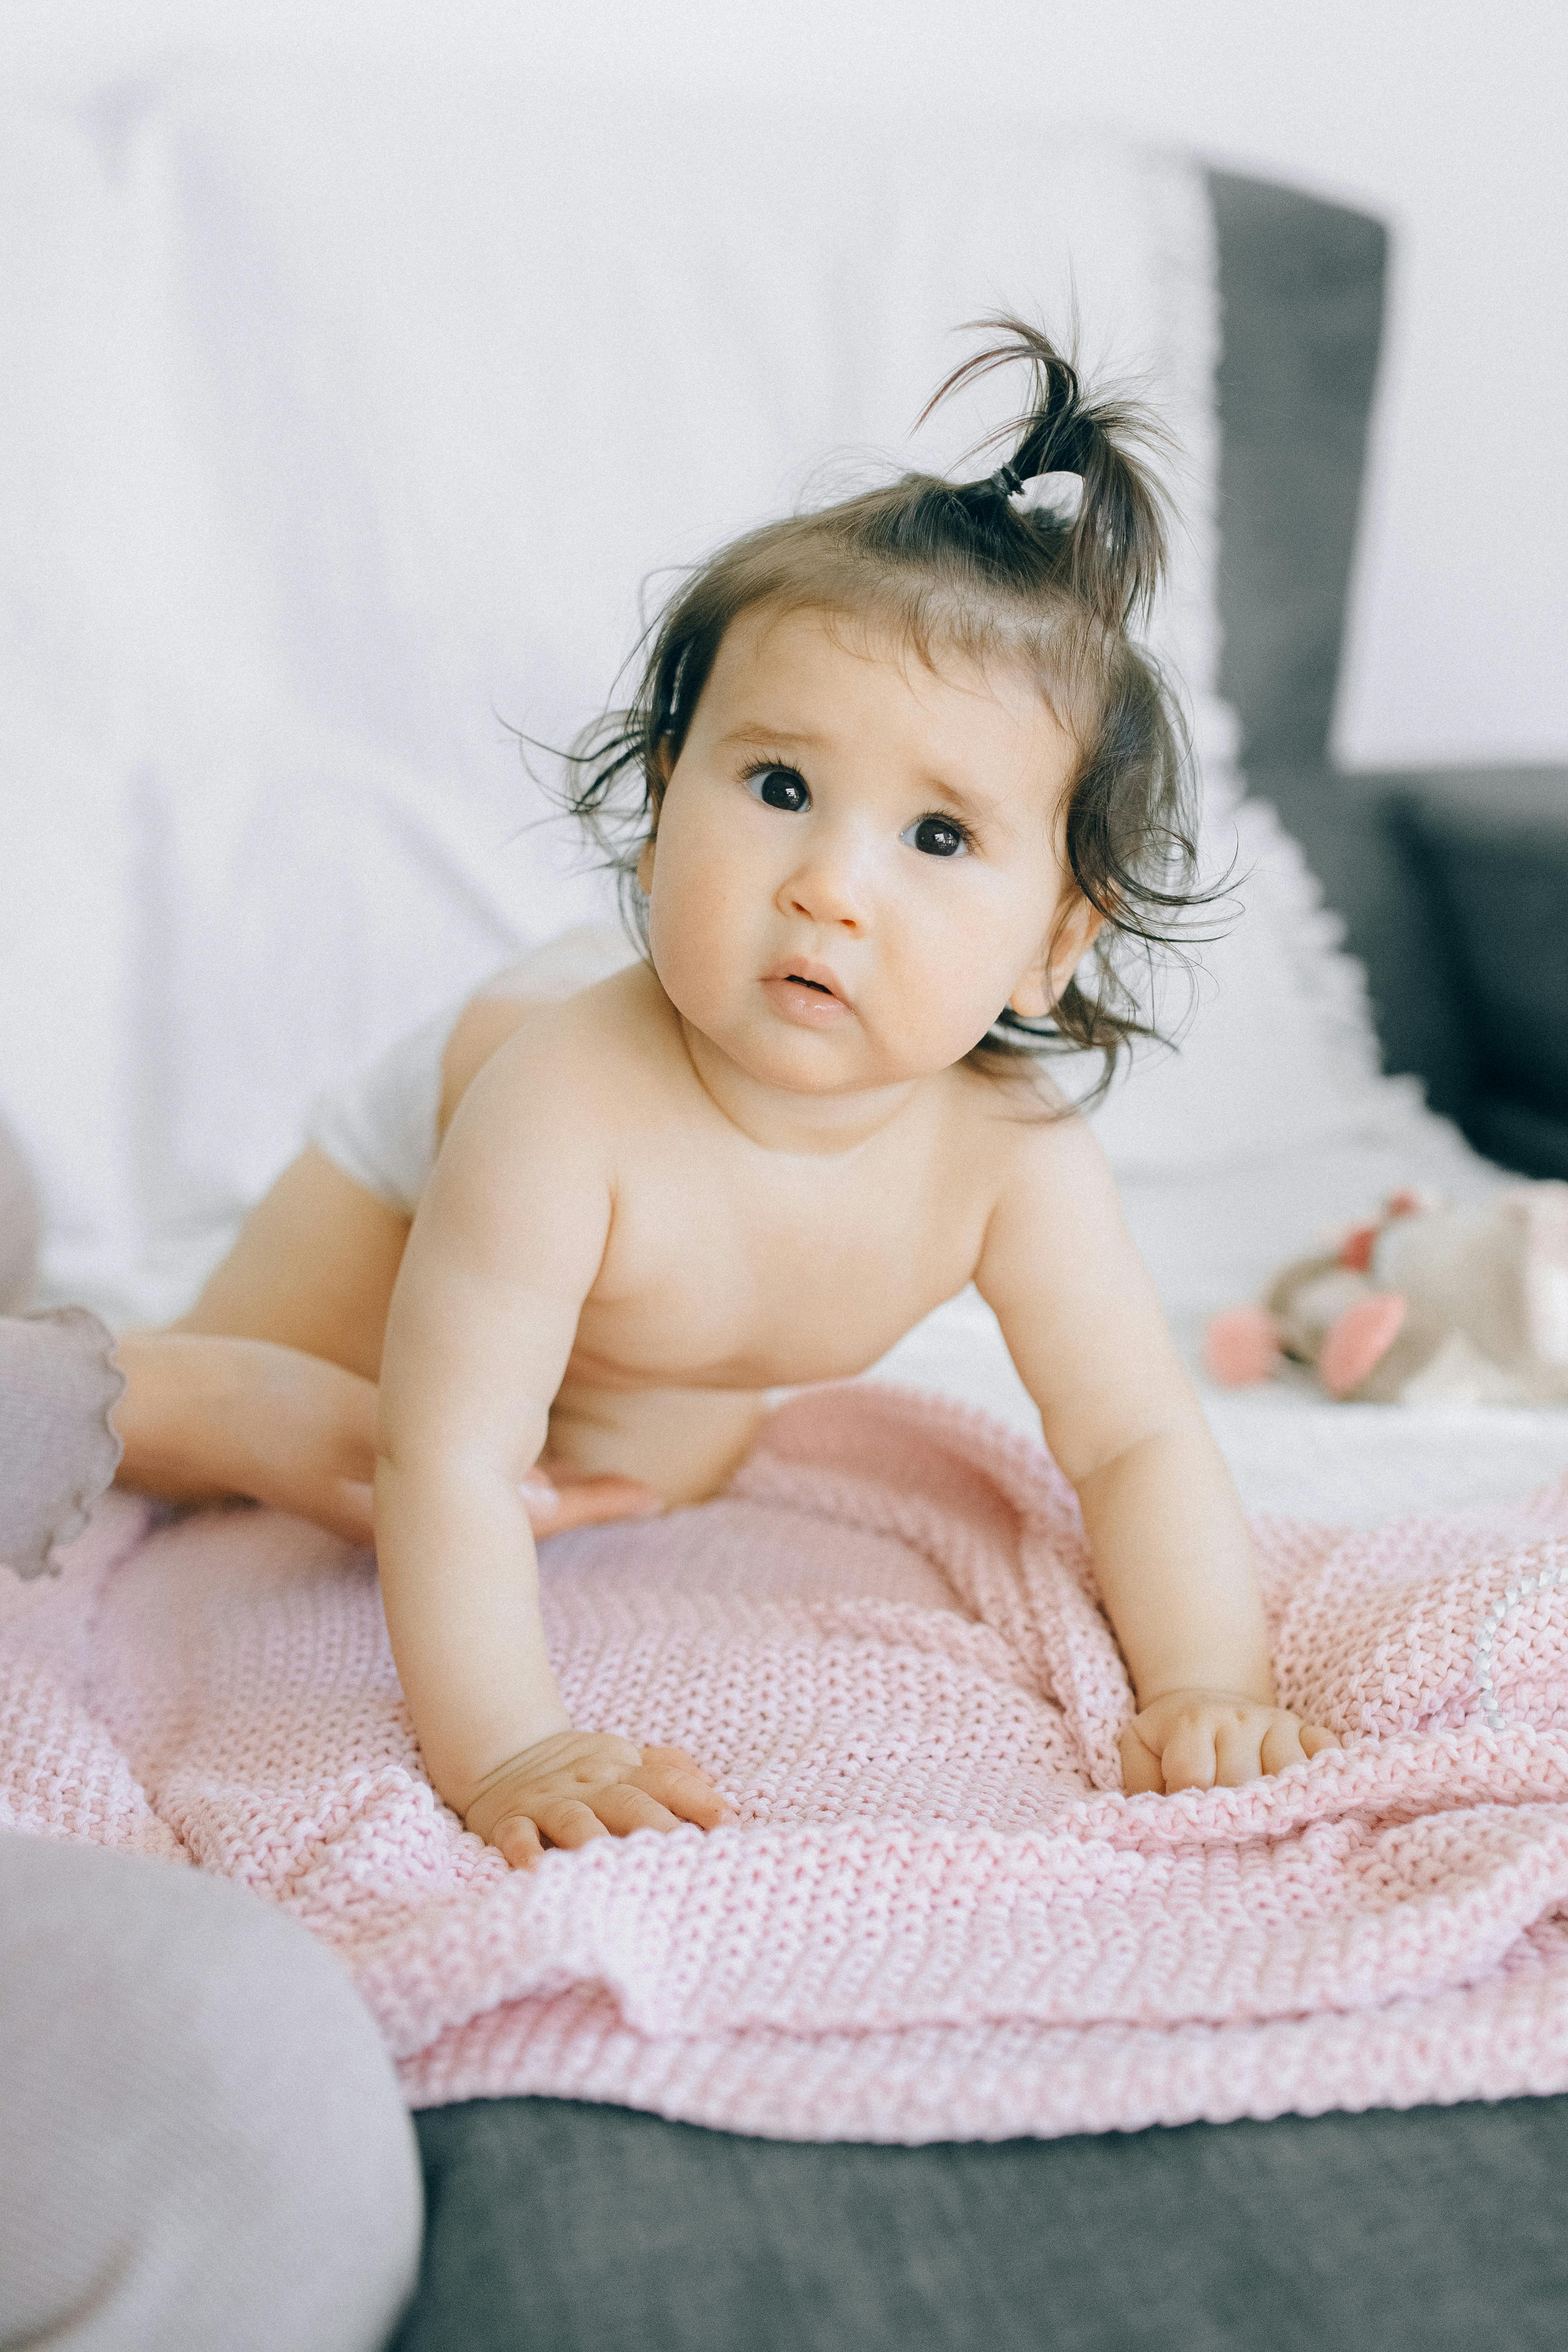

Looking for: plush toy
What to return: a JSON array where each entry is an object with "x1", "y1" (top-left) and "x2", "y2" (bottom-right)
[{"x1": 1205, "y1": 1182, "x2": 1568, "y2": 1405}]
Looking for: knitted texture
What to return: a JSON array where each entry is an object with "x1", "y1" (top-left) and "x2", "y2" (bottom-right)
[{"x1": 4, "y1": 1384, "x2": 1568, "y2": 2143}]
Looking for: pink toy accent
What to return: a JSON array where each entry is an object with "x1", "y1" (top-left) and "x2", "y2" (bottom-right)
[
  {"x1": 1319, "y1": 1292, "x2": 1408, "y2": 1397},
  {"x1": 6, "y1": 1386, "x2": 1568, "y2": 2144},
  {"x1": 1336, "y1": 1222, "x2": 1377, "y2": 1273},
  {"x1": 1203, "y1": 1304, "x2": 1282, "y2": 1387}
]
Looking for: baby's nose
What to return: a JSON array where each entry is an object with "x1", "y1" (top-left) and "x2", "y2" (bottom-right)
[
  {"x1": 785, "y1": 885, "x2": 861, "y2": 930},
  {"x1": 779, "y1": 837, "x2": 871, "y2": 930}
]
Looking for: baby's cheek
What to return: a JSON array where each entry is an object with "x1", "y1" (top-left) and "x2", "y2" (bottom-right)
[
  {"x1": 647, "y1": 896, "x2": 739, "y2": 1034},
  {"x1": 884, "y1": 932, "x2": 1014, "y2": 1066}
]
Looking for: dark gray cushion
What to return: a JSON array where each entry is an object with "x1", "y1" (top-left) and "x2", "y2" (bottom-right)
[
  {"x1": 1242, "y1": 761, "x2": 1568, "y2": 1176},
  {"x1": 1383, "y1": 766, "x2": 1568, "y2": 1176},
  {"x1": 1245, "y1": 761, "x2": 1481, "y2": 1126},
  {"x1": 398, "y1": 2093, "x2": 1568, "y2": 2352}
]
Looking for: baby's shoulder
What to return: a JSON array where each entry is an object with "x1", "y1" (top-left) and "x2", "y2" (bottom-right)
[
  {"x1": 939, "y1": 1058, "x2": 1105, "y2": 1193},
  {"x1": 456, "y1": 960, "x2": 681, "y2": 1136}
]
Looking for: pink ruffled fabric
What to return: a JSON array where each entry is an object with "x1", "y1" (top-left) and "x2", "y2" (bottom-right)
[{"x1": 4, "y1": 1385, "x2": 1568, "y2": 2142}]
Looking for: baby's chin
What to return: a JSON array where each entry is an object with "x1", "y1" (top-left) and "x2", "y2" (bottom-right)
[{"x1": 688, "y1": 1009, "x2": 971, "y2": 1101}]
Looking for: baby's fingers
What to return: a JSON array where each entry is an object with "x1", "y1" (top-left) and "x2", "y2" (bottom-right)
[
  {"x1": 1157, "y1": 1722, "x2": 1219, "y2": 1793},
  {"x1": 1259, "y1": 1716, "x2": 1308, "y2": 1776},
  {"x1": 532, "y1": 1797, "x2": 613, "y2": 1852},
  {"x1": 489, "y1": 1812, "x2": 546, "y2": 1871},
  {"x1": 1213, "y1": 1716, "x2": 1270, "y2": 1786},
  {"x1": 1118, "y1": 1719, "x2": 1166, "y2": 1796},
  {"x1": 521, "y1": 1470, "x2": 664, "y2": 1537},
  {"x1": 640, "y1": 1745, "x2": 711, "y2": 1779},
  {"x1": 592, "y1": 1785, "x2": 683, "y2": 1838},
  {"x1": 634, "y1": 1750, "x2": 736, "y2": 1828}
]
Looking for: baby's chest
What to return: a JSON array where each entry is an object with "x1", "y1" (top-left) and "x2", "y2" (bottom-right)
[{"x1": 578, "y1": 1152, "x2": 991, "y2": 1387}]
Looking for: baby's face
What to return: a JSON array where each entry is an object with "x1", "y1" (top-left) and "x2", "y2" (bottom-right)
[{"x1": 640, "y1": 603, "x2": 1087, "y2": 1097}]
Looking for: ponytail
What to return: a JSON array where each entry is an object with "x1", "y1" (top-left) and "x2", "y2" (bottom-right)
[{"x1": 894, "y1": 316, "x2": 1171, "y2": 630}]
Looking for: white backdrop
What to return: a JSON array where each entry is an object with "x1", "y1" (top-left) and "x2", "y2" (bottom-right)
[{"x1": 4, "y1": 0, "x2": 1565, "y2": 773}]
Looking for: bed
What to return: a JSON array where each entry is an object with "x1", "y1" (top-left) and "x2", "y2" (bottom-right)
[{"x1": 3, "y1": 60, "x2": 1568, "y2": 2352}]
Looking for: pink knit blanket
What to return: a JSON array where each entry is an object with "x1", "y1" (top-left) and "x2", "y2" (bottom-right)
[{"x1": 6, "y1": 1384, "x2": 1568, "y2": 2142}]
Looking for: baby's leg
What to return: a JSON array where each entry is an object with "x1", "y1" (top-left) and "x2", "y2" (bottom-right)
[
  {"x1": 111, "y1": 1043, "x2": 637, "y2": 1538},
  {"x1": 176, "y1": 929, "x2": 636, "y2": 1375},
  {"x1": 174, "y1": 920, "x2": 635, "y2": 1379},
  {"x1": 114, "y1": 1327, "x2": 380, "y2": 1543},
  {"x1": 115, "y1": 929, "x2": 640, "y2": 1537},
  {"x1": 113, "y1": 1146, "x2": 410, "y2": 1540},
  {"x1": 176, "y1": 1147, "x2": 413, "y2": 1380},
  {"x1": 113, "y1": 1327, "x2": 660, "y2": 1545}
]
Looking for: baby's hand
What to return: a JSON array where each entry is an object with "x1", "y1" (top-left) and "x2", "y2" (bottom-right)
[
  {"x1": 462, "y1": 1732, "x2": 735, "y2": 1869},
  {"x1": 1120, "y1": 1690, "x2": 1339, "y2": 1794},
  {"x1": 520, "y1": 1463, "x2": 664, "y2": 1540}
]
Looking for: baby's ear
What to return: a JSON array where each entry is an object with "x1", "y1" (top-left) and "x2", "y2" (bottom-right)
[
  {"x1": 1009, "y1": 895, "x2": 1105, "y2": 1018},
  {"x1": 636, "y1": 738, "x2": 674, "y2": 893}
]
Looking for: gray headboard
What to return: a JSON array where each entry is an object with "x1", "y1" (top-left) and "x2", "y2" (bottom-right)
[
  {"x1": 1207, "y1": 172, "x2": 1568, "y2": 1182},
  {"x1": 1208, "y1": 171, "x2": 1387, "y2": 774},
  {"x1": 1206, "y1": 177, "x2": 1470, "y2": 1135}
]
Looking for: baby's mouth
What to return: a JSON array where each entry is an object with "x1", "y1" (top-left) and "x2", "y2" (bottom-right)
[{"x1": 762, "y1": 964, "x2": 852, "y2": 1026}]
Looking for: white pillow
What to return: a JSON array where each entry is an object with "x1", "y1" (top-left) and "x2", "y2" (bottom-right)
[{"x1": 1083, "y1": 749, "x2": 1397, "y2": 1176}]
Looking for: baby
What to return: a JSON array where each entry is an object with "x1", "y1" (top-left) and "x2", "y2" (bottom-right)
[{"x1": 117, "y1": 322, "x2": 1335, "y2": 1863}]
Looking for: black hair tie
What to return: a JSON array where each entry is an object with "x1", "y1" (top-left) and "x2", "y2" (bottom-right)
[{"x1": 987, "y1": 462, "x2": 1025, "y2": 499}]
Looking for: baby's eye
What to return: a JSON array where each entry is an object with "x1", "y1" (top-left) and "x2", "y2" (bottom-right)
[
  {"x1": 902, "y1": 814, "x2": 970, "y2": 858},
  {"x1": 745, "y1": 765, "x2": 810, "y2": 813}
]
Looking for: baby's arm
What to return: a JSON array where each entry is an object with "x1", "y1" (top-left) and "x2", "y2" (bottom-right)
[
  {"x1": 374, "y1": 1037, "x2": 729, "y2": 1865},
  {"x1": 976, "y1": 1116, "x2": 1336, "y2": 1792}
]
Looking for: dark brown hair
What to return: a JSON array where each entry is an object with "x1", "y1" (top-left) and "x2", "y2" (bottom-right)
[{"x1": 564, "y1": 319, "x2": 1205, "y2": 1098}]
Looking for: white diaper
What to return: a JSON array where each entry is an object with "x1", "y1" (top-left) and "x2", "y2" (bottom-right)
[{"x1": 303, "y1": 923, "x2": 638, "y2": 1214}]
